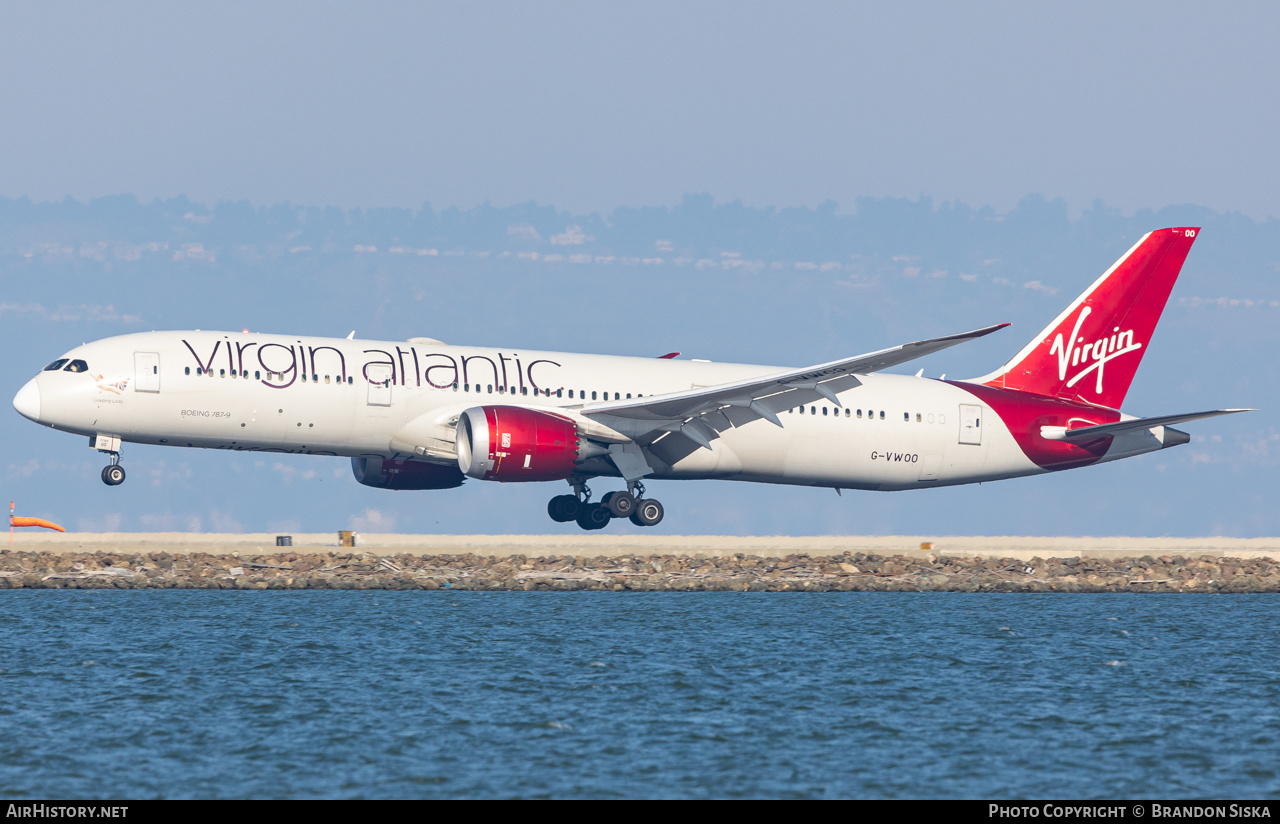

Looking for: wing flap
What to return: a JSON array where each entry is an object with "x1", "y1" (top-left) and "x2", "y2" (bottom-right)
[{"x1": 584, "y1": 323, "x2": 1009, "y2": 426}]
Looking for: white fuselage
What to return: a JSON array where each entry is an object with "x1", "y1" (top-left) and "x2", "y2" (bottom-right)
[{"x1": 17, "y1": 330, "x2": 1168, "y2": 493}]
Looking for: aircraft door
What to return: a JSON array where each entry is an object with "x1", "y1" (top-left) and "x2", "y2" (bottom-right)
[
  {"x1": 366, "y1": 364, "x2": 393, "y2": 406},
  {"x1": 959, "y1": 404, "x2": 982, "y2": 445},
  {"x1": 135, "y1": 352, "x2": 161, "y2": 393}
]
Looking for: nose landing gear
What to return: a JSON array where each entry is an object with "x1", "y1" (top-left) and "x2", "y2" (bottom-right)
[
  {"x1": 92, "y1": 435, "x2": 126, "y2": 486},
  {"x1": 101, "y1": 457, "x2": 125, "y2": 486},
  {"x1": 547, "y1": 479, "x2": 663, "y2": 529}
]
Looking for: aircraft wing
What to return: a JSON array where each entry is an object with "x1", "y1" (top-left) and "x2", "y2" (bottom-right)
[
  {"x1": 580, "y1": 323, "x2": 1009, "y2": 446},
  {"x1": 1041, "y1": 408, "x2": 1255, "y2": 441}
]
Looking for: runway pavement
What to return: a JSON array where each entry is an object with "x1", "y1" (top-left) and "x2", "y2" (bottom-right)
[{"x1": 8, "y1": 532, "x2": 1279, "y2": 561}]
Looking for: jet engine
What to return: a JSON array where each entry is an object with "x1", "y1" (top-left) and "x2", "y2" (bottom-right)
[
  {"x1": 351, "y1": 457, "x2": 466, "y2": 490},
  {"x1": 456, "y1": 406, "x2": 583, "y2": 481}
]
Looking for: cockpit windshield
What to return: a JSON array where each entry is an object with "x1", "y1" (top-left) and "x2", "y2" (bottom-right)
[
  {"x1": 63, "y1": 359, "x2": 89, "y2": 373},
  {"x1": 43, "y1": 359, "x2": 69, "y2": 371}
]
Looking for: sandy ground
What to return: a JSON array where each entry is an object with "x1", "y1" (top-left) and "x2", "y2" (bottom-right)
[{"x1": 6, "y1": 532, "x2": 1279, "y2": 561}]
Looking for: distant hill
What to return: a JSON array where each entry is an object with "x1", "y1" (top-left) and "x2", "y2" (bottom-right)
[{"x1": 2, "y1": 194, "x2": 1275, "y2": 536}]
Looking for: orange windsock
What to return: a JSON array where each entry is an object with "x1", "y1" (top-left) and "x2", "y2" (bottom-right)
[{"x1": 10, "y1": 517, "x2": 65, "y2": 532}]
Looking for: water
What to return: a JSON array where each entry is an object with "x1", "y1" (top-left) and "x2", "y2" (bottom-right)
[{"x1": 1, "y1": 592, "x2": 1278, "y2": 799}]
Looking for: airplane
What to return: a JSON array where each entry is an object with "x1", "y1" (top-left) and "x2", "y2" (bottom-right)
[{"x1": 11, "y1": 227, "x2": 1250, "y2": 530}]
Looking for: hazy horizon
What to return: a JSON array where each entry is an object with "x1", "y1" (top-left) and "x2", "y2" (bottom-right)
[{"x1": 2, "y1": 190, "x2": 1275, "y2": 537}]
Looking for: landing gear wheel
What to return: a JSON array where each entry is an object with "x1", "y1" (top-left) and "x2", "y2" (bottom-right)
[
  {"x1": 101, "y1": 465, "x2": 126, "y2": 486},
  {"x1": 575, "y1": 502, "x2": 611, "y2": 531},
  {"x1": 547, "y1": 494, "x2": 580, "y2": 522},
  {"x1": 601, "y1": 491, "x2": 636, "y2": 519},
  {"x1": 629, "y1": 498, "x2": 663, "y2": 527}
]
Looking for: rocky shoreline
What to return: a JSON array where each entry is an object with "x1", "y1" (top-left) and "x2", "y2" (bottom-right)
[{"x1": 2, "y1": 549, "x2": 1279, "y2": 592}]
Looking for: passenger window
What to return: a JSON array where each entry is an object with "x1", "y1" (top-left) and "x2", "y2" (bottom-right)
[
  {"x1": 487, "y1": 384, "x2": 493, "y2": 394},
  {"x1": 325, "y1": 375, "x2": 331, "y2": 384},
  {"x1": 916, "y1": 413, "x2": 922, "y2": 422},
  {"x1": 904, "y1": 412, "x2": 909, "y2": 421},
  {"x1": 185, "y1": 367, "x2": 191, "y2": 375},
  {"x1": 521, "y1": 386, "x2": 527, "y2": 396},
  {"x1": 220, "y1": 369, "x2": 226, "y2": 378},
  {"x1": 614, "y1": 392, "x2": 620, "y2": 400},
  {"x1": 348, "y1": 376, "x2": 353, "y2": 384},
  {"x1": 845, "y1": 408, "x2": 850, "y2": 417},
  {"x1": 823, "y1": 407, "x2": 828, "y2": 416},
  {"x1": 557, "y1": 389, "x2": 563, "y2": 398},
  {"x1": 464, "y1": 383, "x2": 470, "y2": 392},
  {"x1": 255, "y1": 371, "x2": 261, "y2": 380},
  {"x1": 43, "y1": 360, "x2": 69, "y2": 371},
  {"x1": 627, "y1": 393, "x2": 632, "y2": 399},
  {"x1": 810, "y1": 406, "x2": 816, "y2": 415},
  {"x1": 592, "y1": 391, "x2": 597, "y2": 400},
  {"x1": 879, "y1": 411, "x2": 885, "y2": 420},
  {"x1": 64, "y1": 360, "x2": 89, "y2": 373},
  {"x1": 453, "y1": 382, "x2": 459, "y2": 391}
]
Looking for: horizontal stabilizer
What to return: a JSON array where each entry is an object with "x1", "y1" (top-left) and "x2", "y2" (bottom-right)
[{"x1": 1041, "y1": 409, "x2": 1254, "y2": 441}]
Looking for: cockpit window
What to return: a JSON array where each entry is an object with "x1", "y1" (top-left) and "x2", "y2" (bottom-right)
[
  {"x1": 43, "y1": 359, "x2": 69, "y2": 371},
  {"x1": 63, "y1": 359, "x2": 89, "y2": 373}
]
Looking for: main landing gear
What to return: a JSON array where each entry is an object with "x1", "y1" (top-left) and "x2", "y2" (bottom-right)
[
  {"x1": 547, "y1": 480, "x2": 664, "y2": 530},
  {"x1": 101, "y1": 454, "x2": 126, "y2": 486}
]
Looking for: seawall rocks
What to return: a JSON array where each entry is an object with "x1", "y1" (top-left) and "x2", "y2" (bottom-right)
[{"x1": 2, "y1": 550, "x2": 1278, "y2": 592}]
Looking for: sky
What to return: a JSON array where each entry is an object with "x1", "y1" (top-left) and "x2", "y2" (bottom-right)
[
  {"x1": 1, "y1": 1, "x2": 1278, "y2": 219},
  {"x1": 1, "y1": 2, "x2": 1276, "y2": 536}
]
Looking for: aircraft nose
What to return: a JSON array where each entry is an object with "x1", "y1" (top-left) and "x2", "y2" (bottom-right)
[{"x1": 13, "y1": 378, "x2": 40, "y2": 421}]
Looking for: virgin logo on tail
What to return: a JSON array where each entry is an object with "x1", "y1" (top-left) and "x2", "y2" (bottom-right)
[{"x1": 1047, "y1": 306, "x2": 1143, "y2": 395}]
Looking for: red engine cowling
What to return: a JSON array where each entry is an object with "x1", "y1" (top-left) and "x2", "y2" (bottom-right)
[
  {"x1": 456, "y1": 406, "x2": 579, "y2": 481},
  {"x1": 351, "y1": 457, "x2": 466, "y2": 490}
]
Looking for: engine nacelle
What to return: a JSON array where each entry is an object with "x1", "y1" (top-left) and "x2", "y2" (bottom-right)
[
  {"x1": 456, "y1": 406, "x2": 579, "y2": 481},
  {"x1": 351, "y1": 457, "x2": 465, "y2": 490}
]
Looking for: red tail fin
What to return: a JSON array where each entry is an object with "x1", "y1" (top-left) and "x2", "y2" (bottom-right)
[{"x1": 979, "y1": 227, "x2": 1200, "y2": 409}]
